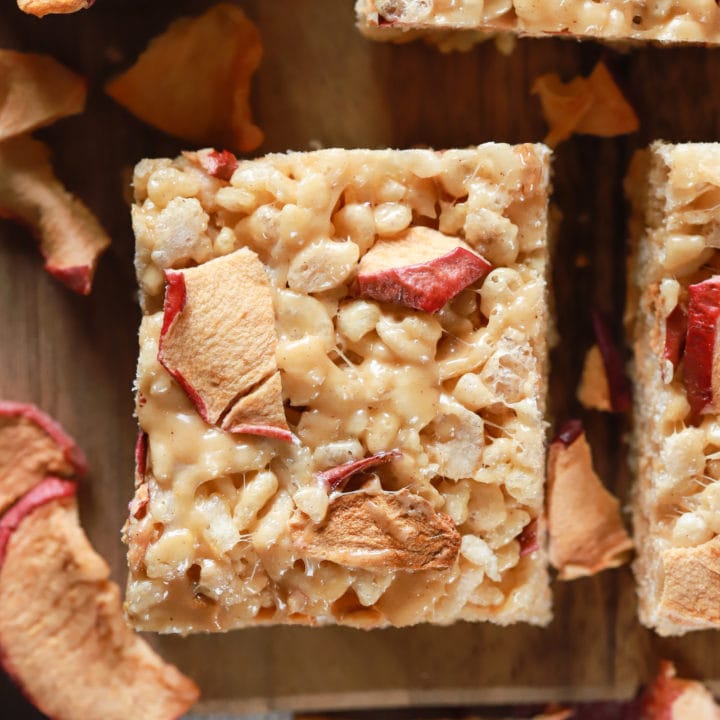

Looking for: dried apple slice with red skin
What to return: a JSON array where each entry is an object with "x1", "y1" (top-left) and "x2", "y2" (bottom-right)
[
  {"x1": 665, "y1": 304, "x2": 687, "y2": 368},
  {"x1": 0, "y1": 401, "x2": 86, "y2": 514},
  {"x1": 0, "y1": 478, "x2": 199, "y2": 720},
  {"x1": 187, "y1": 149, "x2": 238, "y2": 181},
  {"x1": 591, "y1": 310, "x2": 632, "y2": 412},
  {"x1": 685, "y1": 277, "x2": 720, "y2": 417},
  {"x1": 355, "y1": 227, "x2": 493, "y2": 313},
  {"x1": 640, "y1": 661, "x2": 720, "y2": 720},
  {"x1": 158, "y1": 248, "x2": 287, "y2": 436},
  {"x1": 316, "y1": 450, "x2": 402, "y2": 492},
  {"x1": 0, "y1": 50, "x2": 86, "y2": 141},
  {"x1": 0, "y1": 135, "x2": 110, "y2": 295},
  {"x1": 105, "y1": 4, "x2": 263, "y2": 152},
  {"x1": 0, "y1": 477, "x2": 75, "y2": 566}
]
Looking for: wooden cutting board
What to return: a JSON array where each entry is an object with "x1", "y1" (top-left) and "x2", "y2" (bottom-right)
[{"x1": 3, "y1": 1, "x2": 720, "y2": 716}]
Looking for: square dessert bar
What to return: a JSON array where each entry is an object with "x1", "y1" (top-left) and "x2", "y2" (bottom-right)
[
  {"x1": 356, "y1": 0, "x2": 720, "y2": 45},
  {"x1": 125, "y1": 144, "x2": 552, "y2": 633},
  {"x1": 628, "y1": 143, "x2": 720, "y2": 635}
]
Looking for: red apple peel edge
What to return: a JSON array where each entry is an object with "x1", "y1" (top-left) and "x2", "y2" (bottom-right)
[
  {"x1": 0, "y1": 401, "x2": 87, "y2": 476},
  {"x1": 552, "y1": 418, "x2": 584, "y2": 448},
  {"x1": 685, "y1": 277, "x2": 720, "y2": 417},
  {"x1": 225, "y1": 423, "x2": 293, "y2": 442},
  {"x1": 0, "y1": 477, "x2": 76, "y2": 568},
  {"x1": 157, "y1": 270, "x2": 211, "y2": 423},
  {"x1": 317, "y1": 450, "x2": 402, "y2": 492},
  {"x1": 592, "y1": 310, "x2": 632, "y2": 413},
  {"x1": 356, "y1": 247, "x2": 493, "y2": 314}
]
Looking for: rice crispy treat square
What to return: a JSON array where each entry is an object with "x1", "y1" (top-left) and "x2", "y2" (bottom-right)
[
  {"x1": 356, "y1": 0, "x2": 720, "y2": 46},
  {"x1": 628, "y1": 142, "x2": 720, "y2": 635},
  {"x1": 124, "y1": 144, "x2": 552, "y2": 633}
]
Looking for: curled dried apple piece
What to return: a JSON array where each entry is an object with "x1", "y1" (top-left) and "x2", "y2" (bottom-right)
[
  {"x1": 0, "y1": 135, "x2": 110, "y2": 294},
  {"x1": 0, "y1": 400, "x2": 86, "y2": 515},
  {"x1": 547, "y1": 420, "x2": 633, "y2": 580},
  {"x1": 158, "y1": 248, "x2": 289, "y2": 438},
  {"x1": 0, "y1": 50, "x2": 85, "y2": 141},
  {"x1": 576, "y1": 344, "x2": 611, "y2": 412},
  {"x1": 533, "y1": 61, "x2": 639, "y2": 147},
  {"x1": 17, "y1": 0, "x2": 93, "y2": 17},
  {"x1": 518, "y1": 518, "x2": 540, "y2": 557},
  {"x1": 355, "y1": 226, "x2": 493, "y2": 313},
  {"x1": 0, "y1": 478, "x2": 199, "y2": 720},
  {"x1": 641, "y1": 661, "x2": 720, "y2": 719},
  {"x1": 106, "y1": 3, "x2": 263, "y2": 152},
  {"x1": 684, "y1": 276, "x2": 720, "y2": 416},
  {"x1": 291, "y1": 488, "x2": 460, "y2": 571},
  {"x1": 316, "y1": 450, "x2": 402, "y2": 492}
]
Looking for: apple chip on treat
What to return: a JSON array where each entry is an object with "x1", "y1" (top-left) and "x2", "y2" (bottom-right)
[
  {"x1": 0, "y1": 478, "x2": 199, "y2": 720},
  {"x1": 0, "y1": 135, "x2": 110, "y2": 294},
  {"x1": 641, "y1": 661, "x2": 720, "y2": 719},
  {"x1": 157, "y1": 249, "x2": 290, "y2": 439},
  {"x1": 0, "y1": 400, "x2": 87, "y2": 515},
  {"x1": 355, "y1": 226, "x2": 493, "y2": 312},
  {"x1": 127, "y1": 144, "x2": 552, "y2": 632},
  {"x1": 547, "y1": 421, "x2": 633, "y2": 580},
  {"x1": 0, "y1": 50, "x2": 85, "y2": 141},
  {"x1": 106, "y1": 3, "x2": 262, "y2": 152},
  {"x1": 627, "y1": 143, "x2": 720, "y2": 635},
  {"x1": 533, "y1": 61, "x2": 639, "y2": 147},
  {"x1": 16, "y1": 0, "x2": 93, "y2": 17}
]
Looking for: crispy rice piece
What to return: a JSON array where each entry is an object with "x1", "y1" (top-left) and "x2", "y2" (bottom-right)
[
  {"x1": 106, "y1": 3, "x2": 262, "y2": 152},
  {"x1": 0, "y1": 478, "x2": 199, "y2": 720},
  {"x1": 627, "y1": 143, "x2": 720, "y2": 635},
  {"x1": 126, "y1": 144, "x2": 552, "y2": 632},
  {"x1": 0, "y1": 50, "x2": 85, "y2": 141},
  {"x1": 356, "y1": 0, "x2": 720, "y2": 44},
  {"x1": 0, "y1": 135, "x2": 110, "y2": 294}
]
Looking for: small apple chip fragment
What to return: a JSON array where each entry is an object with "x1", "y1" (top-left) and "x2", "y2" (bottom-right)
[
  {"x1": 627, "y1": 143, "x2": 720, "y2": 635},
  {"x1": 127, "y1": 144, "x2": 552, "y2": 632}
]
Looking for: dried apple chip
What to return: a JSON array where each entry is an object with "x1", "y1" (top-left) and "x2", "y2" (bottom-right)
[
  {"x1": 16, "y1": 0, "x2": 93, "y2": 17},
  {"x1": 0, "y1": 50, "x2": 85, "y2": 141},
  {"x1": 533, "y1": 61, "x2": 639, "y2": 147},
  {"x1": 158, "y1": 248, "x2": 289, "y2": 437},
  {"x1": 547, "y1": 420, "x2": 633, "y2": 579},
  {"x1": 0, "y1": 135, "x2": 110, "y2": 294},
  {"x1": 0, "y1": 400, "x2": 87, "y2": 516},
  {"x1": 291, "y1": 488, "x2": 461, "y2": 571},
  {"x1": 0, "y1": 478, "x2": 199, "y2": 720},
  {"x1": 106, "y1": 3, "x2": 263, "y2": 152}
]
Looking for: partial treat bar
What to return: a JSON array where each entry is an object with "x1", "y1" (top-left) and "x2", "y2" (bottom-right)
[
  {"x1": 125, "y1": 144, "x2": 552, "y2": 632},
  {"x1": 627, "y1": 143, "x2": 720, "y2": 635},
  {"x1": 356, "y1": 0, "x2": 720, "y2": 45}
]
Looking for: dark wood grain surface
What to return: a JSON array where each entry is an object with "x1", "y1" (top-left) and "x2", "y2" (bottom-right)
[{"x1": 2, "y1": 1, "x2": 720, "y2": 716}]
